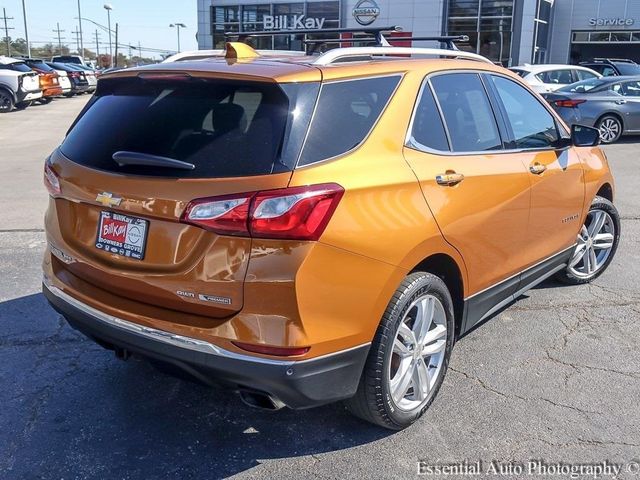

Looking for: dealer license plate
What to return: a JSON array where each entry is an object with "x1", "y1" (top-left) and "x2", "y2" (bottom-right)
[{"x1": 95, "y1": 211, "x2": 148, "y2": 260}]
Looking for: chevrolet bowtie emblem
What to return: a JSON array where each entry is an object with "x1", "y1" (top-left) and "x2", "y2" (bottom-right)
[{"x1": 95, "y1": 192, "x2": 122, "y2": 207}]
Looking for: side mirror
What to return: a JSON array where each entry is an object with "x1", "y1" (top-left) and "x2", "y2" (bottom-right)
[{"x1": 571, "y1": 124, "x2": 600, "y2": 147}]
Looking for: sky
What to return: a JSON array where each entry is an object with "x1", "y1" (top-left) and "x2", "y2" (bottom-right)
[{"x1": 1, "y1": 0, "x2": 198, "y2": 58}]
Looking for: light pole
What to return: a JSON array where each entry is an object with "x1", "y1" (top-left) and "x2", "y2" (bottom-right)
[
  {"x1": 104, "y1": 3, "x2": 113, "y2": 67},
  {"x1": 169, "y1": 23, "x2": 186, "y2": 52},
  {"x1": 77, "y1": 0, "x2": 83, "y2": 59},
  {"x1": 21, "y1": 0, "x2": 30, "y2": 57}
]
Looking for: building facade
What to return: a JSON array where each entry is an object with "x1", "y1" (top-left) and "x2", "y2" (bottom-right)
[{"x1": 196, "y1": 0, "x2": 640, "y2": 65}]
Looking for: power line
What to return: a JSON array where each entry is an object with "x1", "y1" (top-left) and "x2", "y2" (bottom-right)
[{"x1": 1, "y1": 8, "x2": 14, "y2": 56}]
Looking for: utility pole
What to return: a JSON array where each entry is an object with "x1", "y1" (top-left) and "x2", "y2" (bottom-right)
[
  {"x1": 20, "y1": 0, "x2": 30, "y2": 57},
  {"x1": 104, "y1": 4, "x2": 113, "y2": 67},
  {"x1": 114, "y1": 22, "x2": 118, "y2": 67},
  {"x1": 1, "y1": 8, "x2": 14, "y2": 56},
  {"x1": 76, "y1": 0, "x2": 84, "y2": 59},
  {"x1": 95, "y1": 29, "x2": 100, "y2": 58},
  {"x1": 53, "y1": 23, "x2": 65, "y2": 54},
  {"x1": 72, "y1": 26, "x2": 81, "y2": 54}
]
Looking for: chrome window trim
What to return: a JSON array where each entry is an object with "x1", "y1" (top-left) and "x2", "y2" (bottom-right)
[
  {"x1": 44, "y1": 279, "x2": 370, "y2": 366},
  {"x1": 404, "y1": 69, "x2": 570, "y2": 156},
  {"x1": 464, "y1": 244, "x2": 576, "y2": 301},
  {"x1": 295, "y1": 72, "x2": 405, "y2": 169}
]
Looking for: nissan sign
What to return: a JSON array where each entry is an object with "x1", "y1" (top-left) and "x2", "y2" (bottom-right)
[{"x1": 353, "y1": 0, "x2": 381, "y2": 26}]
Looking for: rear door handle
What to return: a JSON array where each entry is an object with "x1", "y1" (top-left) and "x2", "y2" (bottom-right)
[
  {"x1": 436, "y1": 172, "x2": 465, "y2": 186},
  {"x1": 529, "y1": 162, "x2": 547, "y2": 175}
]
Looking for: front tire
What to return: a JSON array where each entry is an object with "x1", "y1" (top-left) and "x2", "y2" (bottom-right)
[
  {"x1": 345, "y1": 272, "x2": 455, "y2": 430},
  {"x1": 597, "y1": 115, "x2": 623, "y2": 144},
  {"x1": 557, "y1": 196, "x2": 620, "y2": 285},
  {"x1": 14, "y1": 101, "x2": 31, "y2": 110}
]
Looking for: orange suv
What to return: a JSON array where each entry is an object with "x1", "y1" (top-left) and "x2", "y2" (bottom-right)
[{"x1": 43, "y1": 38, "x2": 620, "y2": 430}]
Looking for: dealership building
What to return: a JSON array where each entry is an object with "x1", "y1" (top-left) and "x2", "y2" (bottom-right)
[{"x1": 197, "y1": 0, "x2": 640, "y2": 66}]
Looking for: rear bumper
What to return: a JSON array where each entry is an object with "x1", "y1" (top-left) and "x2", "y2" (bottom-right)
[
  {"x1": 43, "y1": 282, "x2": 369, "y2": 409},
  {"x1": 17, "y1": 89, "x2": 42, "y2": 103}
]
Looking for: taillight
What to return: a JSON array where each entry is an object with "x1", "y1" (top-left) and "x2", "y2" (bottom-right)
[
  {"x1": 181, "y1": 193, "x2": 253, "y2": 236},
  {"x1": 44, "y1": 161, "x2": 61, "y2": 197},
  {"x1": 250, "y1": 184, "x2": 344, "y2": 240},
  {"x1": 553, "y1": 99, "x2": 586, "y2": 108},
  {"x1": 181, "y1": 183, "x2": 344, "y2": 241}
]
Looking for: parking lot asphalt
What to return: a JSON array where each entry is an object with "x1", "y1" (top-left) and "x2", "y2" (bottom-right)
[{"x1": 1, "y1": 98, "x2": 640, "y2": 480}]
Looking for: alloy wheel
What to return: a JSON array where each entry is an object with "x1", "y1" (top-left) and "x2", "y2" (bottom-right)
[
  {"x1": 0, "y1": 94, "x2": 11, "y2": 112},
  {"x1": 388, "y1": 294, "x2": 448, "y2": 411},
  {"x1": 599, "y1": 118, "x2": 621, "y2": 143},
  {"x1": 568, "y1": 209, "x2": 615, "y2": 278}
]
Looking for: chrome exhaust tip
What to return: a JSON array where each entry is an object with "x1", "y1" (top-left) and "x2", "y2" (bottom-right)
[{"x1": 238, "y1": 389, "x2": 285, "y2": 411}]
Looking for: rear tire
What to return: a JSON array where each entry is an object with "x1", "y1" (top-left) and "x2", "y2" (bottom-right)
[
  {"x1": 556, "y1": 196, "x2": 620, "y2": 285},
  {"x1": 15, "y1": 101, "x2": 31, "y2": 110},
  {"x1": 345, "y1": 272, "x2": 455, "y2": 430},
  {"x1": 64, "y1": 92, "x2": 75, "y2": 98},
  {"x1": 38, "y1": 97, "x2": 53, "y2": 105},
  {"x1": 597, "y1": 115, "x2": 623, "y2": 144},
  {"x1": 0, "y1": 90, "x2": 14, "y2": 113}
]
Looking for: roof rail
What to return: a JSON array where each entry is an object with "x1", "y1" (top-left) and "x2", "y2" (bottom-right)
[
  {"x1": 312, "y1": 46, "x2": 493, "y2": 66},
  {"x1": 303, "y1": 34, "x2": 470, "y2": 52},
  {"x1": 591, "y1": 57, "x2": 637, "y2": 64}
]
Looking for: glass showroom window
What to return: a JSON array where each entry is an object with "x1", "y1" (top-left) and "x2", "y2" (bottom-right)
[{"x1": 447, "y1": 0, "x2": 514, "y2": 66}]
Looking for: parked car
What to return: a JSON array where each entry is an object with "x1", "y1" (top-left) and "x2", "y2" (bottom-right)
[
  {"x1": 51, "y1": 55, "x2": 88, "y2": 67},
  {"x1": 46, "y1": 62, "x2": 89, "y2": 96},
  {"x1": 44, "y1": 65, "x2": 72, "y2": 97},
  {"x1": 0, "y1": 56, "x2": 42, "y2": 112},
  {"x1": 22, "y1": 58, "x2": 63, "y2": 104},
  {"x1": 580, "y1": 58, "x2": 640, "y2": 77},
  {"x1": 75, "y1": 64, "x2": 98, "y2": 92},
  {"x1": 510, "y1": 64, "x2": 601, "y2": 93},
  {"x1": 43, "y1": 42, "x2": 619, "y2": 430},
  {"x1": 543, "y1": 76, "x2": 640, "y2": 143}
]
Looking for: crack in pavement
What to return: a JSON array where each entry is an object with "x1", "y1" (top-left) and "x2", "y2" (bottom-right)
[{"x1": 448, "y1": 367, "x2": 601, "y2": 418}]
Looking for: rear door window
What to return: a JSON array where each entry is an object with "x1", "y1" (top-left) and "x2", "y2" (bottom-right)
[
  {"x1": 297, "y1": 75, "x2": 401, "y2": 166},
  {"x1": 574, "y1": 69, "x2": 598, "y2": 81},
  {"x1": 430, "y1": 73, "x2": 502, "y2": 153},
  {"x1": 60, "y1": 77, "x2": 319, "y2": 178},
  {"x1": 538, "y1": 69, "x2": 574, "y2": 84}
]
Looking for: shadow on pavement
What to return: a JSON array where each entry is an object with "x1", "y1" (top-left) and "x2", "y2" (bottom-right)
[{"x1": 0, "y1": 293, "x2": 390, "y2": 478}]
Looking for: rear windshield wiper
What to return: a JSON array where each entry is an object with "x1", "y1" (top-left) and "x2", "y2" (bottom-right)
[{"x1": 112, "y1": 151, "x2": 195, "y2": 170}]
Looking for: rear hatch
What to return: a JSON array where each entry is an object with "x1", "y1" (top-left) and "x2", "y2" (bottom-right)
[{"x1": 47, "y1": 70, "x2": 319, "y2": 320}]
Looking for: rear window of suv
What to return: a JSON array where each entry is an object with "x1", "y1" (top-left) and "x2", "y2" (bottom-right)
[{"x1": 60, "y1": 77, "x2": 319, "y2": 178}]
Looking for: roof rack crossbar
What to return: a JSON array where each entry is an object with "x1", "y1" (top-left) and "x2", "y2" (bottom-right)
[
  {"x1": 591, "y1": 57, "x2": 637, "y2": 63},
  {"x1": 312, "y1": 46, "x2": 493, "y2": 66}
]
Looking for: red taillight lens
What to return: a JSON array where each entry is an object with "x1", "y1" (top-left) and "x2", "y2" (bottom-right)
[
  {"x1": 250, "y1": 184, "x2": 344, "y2": 240},
  {"x1": 181, "y1": 193, "x2": 253, "y2": 236},
  {"x1": 181, "y1": 183, "x2": 344, "y2": 241},
  {"x1": 232, "y1": 341, "x2": 310, "y2": 357},
  {"x1": 553, "y1": 99, "x2": 586, "y2": 108},
  {"x1": 44, "y1": 162, "x2": 61, "y2": 196}
]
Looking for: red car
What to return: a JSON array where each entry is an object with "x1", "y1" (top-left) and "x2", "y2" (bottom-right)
[{"x1": 23, "y1": 58, "x2": 63, "y2": 103}]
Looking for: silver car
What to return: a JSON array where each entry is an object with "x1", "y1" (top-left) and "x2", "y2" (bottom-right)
[{"x1": 543, "y1": 76, "x2": 640, "y2": 143}]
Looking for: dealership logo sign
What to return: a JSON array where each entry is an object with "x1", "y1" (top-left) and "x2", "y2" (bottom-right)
[
  {"x1": 264, "y1": 15, "x2": 326, "y2": 30},
  {"x1": 353, "y1": 0, "x2": 381, "y2": 26},
  {"x1": 589, "y1": 17, "x2": 635, "y2": 26}
]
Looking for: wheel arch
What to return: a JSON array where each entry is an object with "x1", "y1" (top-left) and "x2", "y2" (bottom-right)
[
  {"x1": 596, "y1": 182, "x2": 614, "y2": 202},
  {"x1": 410, "y1": 253, "x2": 465, "y2": 337},
  {"x1": 0, "y1": 84, "x2": 17, "y2": 103}
]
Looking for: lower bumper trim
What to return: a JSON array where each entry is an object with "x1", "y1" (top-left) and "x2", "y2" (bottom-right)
[{"x1": 43, "y1": 282, "x2": 370, "y2": 409}]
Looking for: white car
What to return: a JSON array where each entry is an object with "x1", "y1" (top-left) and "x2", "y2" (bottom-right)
[
  {"x1": 50, "y1": 68, "x2": 72, "y2": 96},
  {"x1": 0, "y1": 56, "x2": 42, "y2": 112},
  {"x1": 509, "y1": 64, "x2": 602, "y2": 94}
]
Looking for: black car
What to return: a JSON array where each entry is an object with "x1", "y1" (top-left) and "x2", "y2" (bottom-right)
[
  {"x1": 580, "y1": 58, "x2": 640, "y2": 77},
  {"x1": 46, "y1": 62, "x2": 89, "y2": 96}
]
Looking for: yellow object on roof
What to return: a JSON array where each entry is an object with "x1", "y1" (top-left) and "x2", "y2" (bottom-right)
[{"x1": 225, "y1": 42, "x2": 260, "y2": 60}]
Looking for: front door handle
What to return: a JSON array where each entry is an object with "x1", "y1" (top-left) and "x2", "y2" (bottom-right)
[
  {"x1": 529, "y1": 162, "x2": 547, "y2": 175},
  {"x1": 436, "y1": 171, "x2": 465, "y2": 186},
  {"x1": 615, "y1": 99, "x2": 627, "y2": 105}
]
